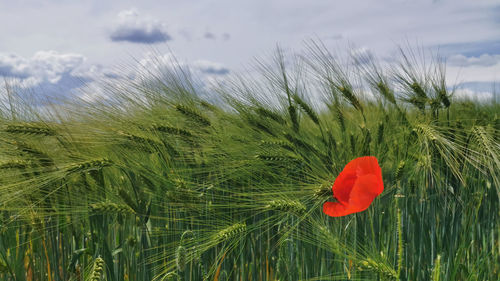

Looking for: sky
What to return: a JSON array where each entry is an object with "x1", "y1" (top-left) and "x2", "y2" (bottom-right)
[{"x1": 0, "y1": 0, "x2": 499, "y2": 103}]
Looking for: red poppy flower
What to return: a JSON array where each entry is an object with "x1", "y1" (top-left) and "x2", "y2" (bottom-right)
[{"x1": 323, "y1": 156, "x2": 384, "y2": 217}]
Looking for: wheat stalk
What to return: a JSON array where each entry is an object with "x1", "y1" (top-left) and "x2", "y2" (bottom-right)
[
  {"x1": 66, "y1": 159, "x2": 112, "y2": 174},
  {"x1": 215, "y1": 223, "x2": 246, "y2": 242},
  {"x1": 89, "y1": 202, "x2": 135, "y2": 214},
  {"x1": 266, "y1": 199, "x2": 306, "y2": 215},
  {"x1": 175, "y1": 104, "x2": 211, "y2": 126},
  {"x1": 4, "y1": 123, "x2": 57, "y2": 136}
]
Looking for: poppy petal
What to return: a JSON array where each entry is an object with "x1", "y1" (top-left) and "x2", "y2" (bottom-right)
[
  {"x1": 354, "y1": 157, "x2": 382, "y2": 179},
  {"x1": 332, "y1": 172, "x2": 357, "y2": 204},
  {"x1": 347, "y1": 174, "x2": 382, "y2": 213},
  {"x1": 348, "y1": 156, "x2": 381, "y2": 177},
  {"x1": 323, "y1": 201, "x2": 351, "y2": 217},
  {"x1": 352, "y1": 157, "x2": 384, "y2": 196}
]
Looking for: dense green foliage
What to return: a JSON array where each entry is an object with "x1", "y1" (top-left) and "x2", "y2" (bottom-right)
[{"x1": 0, "y1": 45, "x2": 498, "y2": 280}]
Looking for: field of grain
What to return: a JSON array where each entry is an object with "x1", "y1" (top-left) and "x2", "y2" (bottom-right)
[{"x1": 0, "y1": 45, "x2": 498, "y2": 280}]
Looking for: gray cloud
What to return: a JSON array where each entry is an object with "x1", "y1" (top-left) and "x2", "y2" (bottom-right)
[
  {"x1": 204, "y1": 32, "x2": 216, "y2": 40},
  {"x1": 204, "y1": 32, "x2": 231, "y2": 41},
  {"x1": 193, "y1": 60, "x2": 230, "y2": 75},
  {"x1": 110, "y1": 8, "x2": 171, "y2": 44}
]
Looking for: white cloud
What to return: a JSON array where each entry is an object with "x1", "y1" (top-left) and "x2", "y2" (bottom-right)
[
  {"x1": 137, "y1": 52, "x2": 179, "y2": 72},
  {"x1": 448, "y1": 54, "x2": 500, "y2": 67},
  {"x1": 0, "y1": 49, "x2": 230, "y2": 103},
  {"x1": 137, "y1": 52, "x2": 230, "y2": 78},
  {"x1": 0, "y1": 50, "x2": 128, "y2": 104},
  {"x1": 30, "y1": 51, "x2": 86, "y2": 83},
  {"x1": 350, "y1": 47, "x2": 374, "y2": 65},
  {"x1": 453, "y1": 88, "x2": 495, "y2": 102},
  {"x1": 0, "y1": 53, "x2": 31, "y2": 78},
  {"x1": 0, "y1": 51, "x2": 86, "y2": 86},
  {"x1": 446, "y1": 61, "x2": 500, "y2": 84},
  {"x1": 71, "y1": 64, "x2": 123, "y2": 80},
  {"x1": 110, "y1": 8, "x2": 171, "y2": 44},
  {"x1": 133, "y1": 52, "x2": 231, "y2": 101}
]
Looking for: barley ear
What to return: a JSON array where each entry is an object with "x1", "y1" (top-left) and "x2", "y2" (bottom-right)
[{"x1": 89, "y1": 257, "x2": 105, "y2": 281}]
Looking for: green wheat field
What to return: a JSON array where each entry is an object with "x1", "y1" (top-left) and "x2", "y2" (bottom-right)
[{"x1": 0, "y1": 44, "x2": 498, "y2": 280}]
